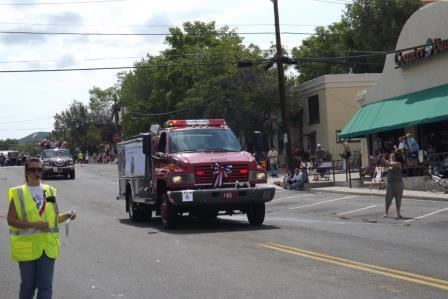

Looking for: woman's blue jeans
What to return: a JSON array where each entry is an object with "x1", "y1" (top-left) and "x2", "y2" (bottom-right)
[
  {"x1": 18, "y1": 252, "x2": 55, "y2": 299},
  {"x1": 270, "y1": 162, "x2": 278, "y2": 177}
]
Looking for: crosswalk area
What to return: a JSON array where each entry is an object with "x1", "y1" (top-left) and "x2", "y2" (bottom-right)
[{"x1": 268, "y1": 190, "x2": 448, "y2": 227}]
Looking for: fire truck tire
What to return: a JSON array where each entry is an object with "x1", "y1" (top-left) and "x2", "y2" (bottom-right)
[
  {"x1": 161, "y1": 193, "x2": 177, "y2": 229},
  {"x1": 247, "y1": 202, "x2": 265, "y2": 226},
  {"x1": 127, "y1": 193, "x2": 145, "y2": 222}
]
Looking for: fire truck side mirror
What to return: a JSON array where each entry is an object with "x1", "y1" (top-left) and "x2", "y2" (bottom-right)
[{"x1": 142, "y1": 134, "x2": 151, "y2": 156}]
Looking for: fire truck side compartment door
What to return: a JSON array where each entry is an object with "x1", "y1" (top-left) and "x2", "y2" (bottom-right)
[{"x1": 142, "y1": 133, "x2": 151, "y2": 156}]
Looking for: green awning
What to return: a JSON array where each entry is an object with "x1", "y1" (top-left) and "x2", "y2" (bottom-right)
[{"x1": 339, "y1": 83, "x2": 448, "y2": 139}]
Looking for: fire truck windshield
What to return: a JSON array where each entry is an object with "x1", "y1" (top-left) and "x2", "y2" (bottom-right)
[{"x1": 169, "y1": 129, "x2": 241, "y2": 153}]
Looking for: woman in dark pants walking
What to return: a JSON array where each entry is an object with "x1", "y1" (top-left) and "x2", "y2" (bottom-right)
[{"x1": 381, "y1": 150, "x2": 404, "y2": 218}]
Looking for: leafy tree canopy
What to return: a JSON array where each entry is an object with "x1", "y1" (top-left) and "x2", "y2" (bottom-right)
[
  {"x1": 118, "y1": 21, "x2": 281, "y2": 141},
  {"x1": 292, "y1": 0, "x2": 422, "y2": 82}
]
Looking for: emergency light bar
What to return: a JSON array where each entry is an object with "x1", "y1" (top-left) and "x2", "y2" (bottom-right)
[{"x1": 166, "y1": 119, "x2": 226, "y2": 127}]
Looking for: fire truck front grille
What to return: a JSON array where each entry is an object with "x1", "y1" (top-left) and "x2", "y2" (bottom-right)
[{"x1": 195, "y1": 164, "x2": 249, "y2": 185}]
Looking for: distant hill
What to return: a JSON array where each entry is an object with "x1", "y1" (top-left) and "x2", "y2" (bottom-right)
[{"x1": 18, "y1": 132, "x2": 50, "y2": 145}]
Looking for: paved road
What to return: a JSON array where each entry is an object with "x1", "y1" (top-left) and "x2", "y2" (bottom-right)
[{"x1": 1, "y1": 164, "x2": 448, "y2": 298}]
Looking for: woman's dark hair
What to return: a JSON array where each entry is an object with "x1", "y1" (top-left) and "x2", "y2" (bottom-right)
[
  {"x1": 25, "y1": 157, "x2": 41, "y2": 170},
  {"x1": 24, "y1": 157, "x2": 41, "y2": 182}
]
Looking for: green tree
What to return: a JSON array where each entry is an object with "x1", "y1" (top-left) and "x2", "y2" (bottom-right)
[
  {"x1": 292, "y1": 0, "x2": 422, "y2": 82},
  {"x1": 118, "y1": 21, "x2": 281, "y2": 141},
  {"x1": 51, "y1": 86, "x2": 117, "y2": 153},
  {"x1": 15, "y1": 140, "x2": 40, "y2": 156},
  {"x1": 0, "y1": 139, "x2": 18, "y2": 150},
  {"x1": 52, "y1": 100, "x2": 89, "y2": 152}
]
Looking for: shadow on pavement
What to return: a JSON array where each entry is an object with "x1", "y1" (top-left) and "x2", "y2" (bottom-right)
[{"x1": 118, "y1": 216, "x2": 280, "y2": 234}]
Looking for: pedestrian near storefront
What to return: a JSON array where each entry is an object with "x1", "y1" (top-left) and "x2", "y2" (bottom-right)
[
  {"x1": 267, "y1": 145, "x2": 279, "y2": 177},
  {"x1": 315, "y1": 144, "x2": 326, "y2": 168},
  {"x1": 381, "y1": 150, "x2": 404, "y2": 219},
  {"x1": 6, "y1": 157, "x2": 76, "y2": 299}
]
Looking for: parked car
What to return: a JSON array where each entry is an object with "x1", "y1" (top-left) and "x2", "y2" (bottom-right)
[{"x1": 0, "y1": 150, "x2": 20, "y2": 166}]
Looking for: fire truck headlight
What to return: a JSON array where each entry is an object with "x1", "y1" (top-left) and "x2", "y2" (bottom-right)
[
  {"x1": 172, "y1": 175, "x2": 183, "y2": 184},
  {"x1": 256, "y1": 172, "x2": 266, "y2": 180}
]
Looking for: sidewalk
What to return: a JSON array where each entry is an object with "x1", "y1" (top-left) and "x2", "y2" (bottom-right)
[{"x1": 266, "y1": 175, "x2": 448, "y2": 202}]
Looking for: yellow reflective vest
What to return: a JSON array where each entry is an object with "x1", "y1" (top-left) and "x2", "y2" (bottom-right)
[{"x1": 8, "y1": 184, "x2": 60, "y2": 262}]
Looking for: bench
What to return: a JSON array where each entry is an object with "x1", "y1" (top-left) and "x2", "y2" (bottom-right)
[{"x1": 308, "y1": 161, "x2": 332, "y2": 181}]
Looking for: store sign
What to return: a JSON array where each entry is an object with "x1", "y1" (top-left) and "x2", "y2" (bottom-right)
[{"x1": 395, "y1": 37, "x2": 448, "y2": 68}]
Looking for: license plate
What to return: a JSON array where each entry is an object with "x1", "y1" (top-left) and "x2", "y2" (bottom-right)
[
  {"x1": 182, "y1": 190, "x2": 193, "y2": 202},
  {"x1": 221, "y1": 191, "x2": 236, "y2": 200}
]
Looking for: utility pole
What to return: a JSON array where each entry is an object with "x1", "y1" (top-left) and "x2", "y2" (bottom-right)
[
  {"x1": 112, "y1": 95, "x2": 121, "y2": 144},
  {"x1": 81, "y1": 106, "x2": 87, "y2": 153},
  {"x1": 272, "y1": 0, "x2": 294, "y2": 172}
]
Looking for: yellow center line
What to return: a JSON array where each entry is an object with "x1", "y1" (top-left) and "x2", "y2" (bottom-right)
[{"x1": 259, "y1": 242, "x2": 448, "y2": 291}]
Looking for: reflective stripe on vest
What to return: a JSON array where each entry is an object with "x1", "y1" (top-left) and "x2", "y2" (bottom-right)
[
  {"x1": 17, "y1": 187, "x2": 27, "y2": 220},
  {"x1": 9, "y1": 227, "x2": 60, "y2": 236}
]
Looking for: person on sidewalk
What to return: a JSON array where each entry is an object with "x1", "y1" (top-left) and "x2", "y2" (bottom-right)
[
  {"x1": 381, "y1": 150, "x2": 404, "y2": 219},
  {"x1": 286, "y1": 167, "x2": 306, "y2": 191},
  {"x1": 6, "y1": 157, "x2": 76, "y2": 299},
  {"x1": 267, "y1": 145, "x2": 279, "y2": 177}
]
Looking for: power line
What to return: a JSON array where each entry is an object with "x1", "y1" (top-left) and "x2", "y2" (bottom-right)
[
  {"x1": 0, "y1": 51, "x2": 269, "y2": 64},
  {"x1": 0, "y1": 56, "x2": 143, "y2": 64},
  {"x1": 127, "y1": 107, "x2": 189, "y2": 117},
  {"x1": 0, "y1": 59, "x2": 384, "y2": 73},
  {"x1": 0, "y1": 22, "x2": 324, "y2": 28},
  {"x1": 0, "y1": 128, "x2": 52, "y2": 131},
  {"x1": 0, "y1": 59, "x2": 271, "y2": 73},
  {"x1": 3, "y1": 38, "x2": 435, "y2": 73},
  {"x1": 0, "y1": 0, "x2": 127, "y2": 6},
  {"x1": 0, "y1": 30, "x2": 315, "y2": 36},
  {"x1": 312, "y1": 0, "x2": 348, "y2": 4},
  {"x1": 0, "y1": 116, "x2": 54, "y2": 124}
]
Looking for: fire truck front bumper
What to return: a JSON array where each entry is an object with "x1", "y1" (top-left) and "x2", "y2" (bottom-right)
[{"x1": 167, "y1": 186, "x2": 276, "y2": 207}]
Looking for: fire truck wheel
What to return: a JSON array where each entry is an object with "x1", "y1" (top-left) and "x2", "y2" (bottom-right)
[
  {"x1": 247, "y1": 202, "x2": 265, "y2": 226},
  {"x1": 161, "y1": 193, "x2": 177, "y2": 229},
  {"x1": 127, "y1": 193, "x2": 145, "y2": 222}
]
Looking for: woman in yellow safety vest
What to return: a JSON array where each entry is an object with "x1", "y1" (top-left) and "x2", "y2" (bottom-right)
[{"x1": 7, "y1": 157, "x2": 76, "y2": 299}]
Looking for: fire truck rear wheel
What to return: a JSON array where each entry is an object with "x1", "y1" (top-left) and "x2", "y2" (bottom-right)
[
  {"x1": 247, "y1": 202, "x2": 265, "y2": 226},
  {"x1": 127, "y1": 193, "x2": 145, "y2": 222},
  {"x1": 161, "y1": 193, "x2": 177, "y2": 229}
]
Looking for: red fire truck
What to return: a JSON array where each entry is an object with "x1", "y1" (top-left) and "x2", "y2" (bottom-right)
[{"x1": 117, "y1": 119, "x2": 275, "y2": 229}]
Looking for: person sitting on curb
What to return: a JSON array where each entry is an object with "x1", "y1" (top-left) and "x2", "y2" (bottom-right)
[{"x1": 286, "y1": 167, "x2": 306, "y2": 191}]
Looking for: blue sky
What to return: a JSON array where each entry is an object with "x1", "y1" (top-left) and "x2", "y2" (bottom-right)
[{"x1": 0, "y1": 0, "x2": 348, "y2": 139}]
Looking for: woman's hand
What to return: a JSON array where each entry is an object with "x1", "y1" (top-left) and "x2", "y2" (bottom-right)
[
  {"x1": 58, "y1": 211, "x2": 77, "y2": 223},
  {"x1": 65, "y1": 211, "x2": 76, "y2": 221}
]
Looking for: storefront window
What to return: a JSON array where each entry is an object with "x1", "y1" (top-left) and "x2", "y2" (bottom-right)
[
  {"x1": 420, "y1": 120, "x2": 448, "y2": 153},
  {"x1": 371, "y1": 129, "x2": 405, "y2": 154}
]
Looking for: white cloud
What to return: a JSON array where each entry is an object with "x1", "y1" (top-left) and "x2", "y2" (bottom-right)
[{"x1": 45, "y1": 11, "x2": 83, "y2": 25}]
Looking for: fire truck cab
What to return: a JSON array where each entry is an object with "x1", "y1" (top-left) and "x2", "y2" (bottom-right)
[{"x1": 117, "y1": 119, "x2": 275, "y2": 229}]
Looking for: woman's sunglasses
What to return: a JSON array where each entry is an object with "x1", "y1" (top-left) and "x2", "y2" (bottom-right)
[{"x1": 27, "y1": 167, "x2": 43, "y2": 173}]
